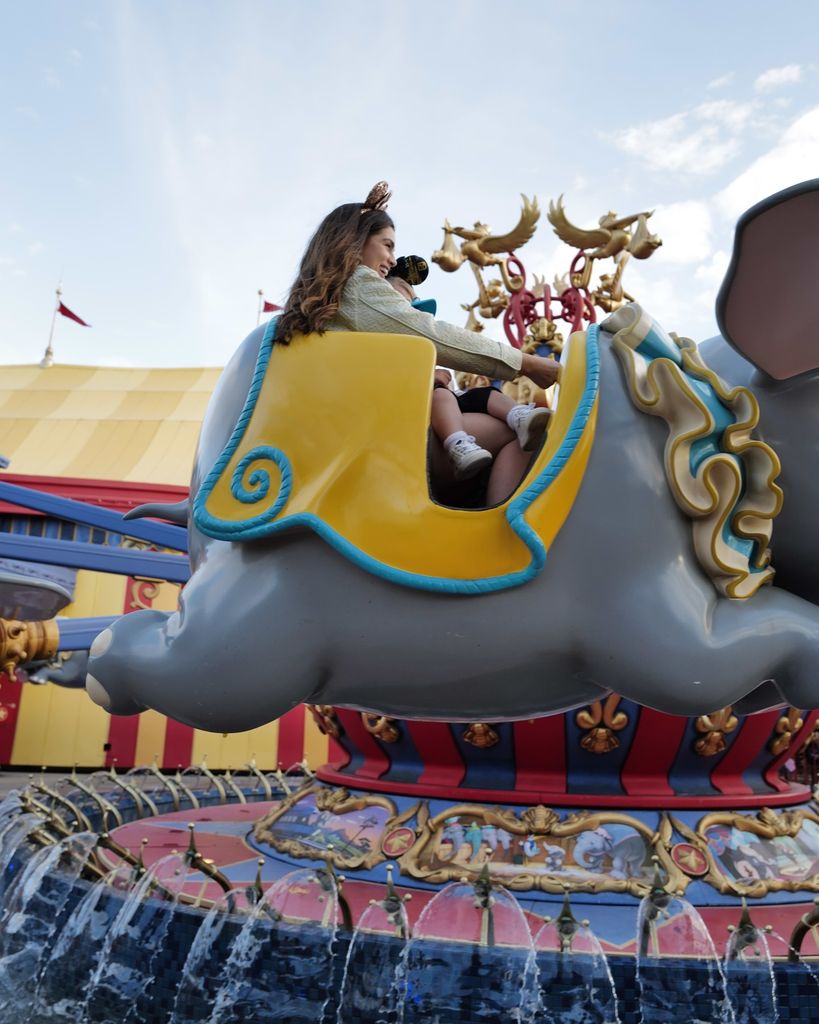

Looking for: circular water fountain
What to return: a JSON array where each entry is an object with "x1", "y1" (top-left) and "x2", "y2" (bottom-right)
[{"x1": 2, "y1": 703, "x2": 819, "y2": 1024}]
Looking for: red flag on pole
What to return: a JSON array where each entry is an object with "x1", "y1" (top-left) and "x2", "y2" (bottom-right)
[
  {"x1": 57, "y1": 302, "x2": 91, "y2": 327},
  {"x1": 262, "y1": 300, "x2": 281, "y2": 313}
]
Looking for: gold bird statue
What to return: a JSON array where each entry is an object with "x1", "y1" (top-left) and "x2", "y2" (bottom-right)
[
  {"x1": 547, "y1": 196, "x2": 661, "y2": 260},
  {"x1": 432, "y1": 195, "x2": 542, "y2": 272}
]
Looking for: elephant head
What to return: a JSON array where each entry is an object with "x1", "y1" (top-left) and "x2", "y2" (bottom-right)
[{"x1": 85, "y1": 180, "x2": 819, "y2": 732}]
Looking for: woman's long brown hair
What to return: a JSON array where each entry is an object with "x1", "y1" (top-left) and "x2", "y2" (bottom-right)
[{"x1": 277, "y1": 202, "x2": 394, "y2": 344}]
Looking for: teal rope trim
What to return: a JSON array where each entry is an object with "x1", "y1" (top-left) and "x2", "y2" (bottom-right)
[
  {"x1": 193, "y1": 320, "x2": 283, "y2": 536},
  {"x1": 193, "y1": 325, "x2": 599, "y2": 594}
]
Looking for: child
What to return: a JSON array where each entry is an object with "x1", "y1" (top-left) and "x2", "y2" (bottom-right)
[{"x1": 388, "y1": 261, "x2": 551, "y2": 480}]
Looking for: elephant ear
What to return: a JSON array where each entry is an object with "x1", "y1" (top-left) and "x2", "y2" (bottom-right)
[{"x1": 716, "y1": 178, "x2": 819, "y2": 380}]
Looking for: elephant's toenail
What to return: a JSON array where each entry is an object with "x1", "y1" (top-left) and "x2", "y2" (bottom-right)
[
  {"x1": 86, "y1": 674, "x2": 112, "y2": 710},
  {"x1": 90, "y1": 628, "x2": 114, "y2": 658}
]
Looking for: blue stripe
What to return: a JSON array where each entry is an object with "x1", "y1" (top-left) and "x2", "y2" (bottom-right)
[
  {"x1": 449, "y1": 722, "x2": 516, "y2": 791},
  {"x1": 666, "y1": 717, "x2": 728, "y2": 796},
  {"x1": 371, "y1": 726, "x2": 424, "y2": 785},
  {"x1": 564, "y1": 704, "x2": 640, "y2": 796},
  {"x1": 193, "y1": 323, "x2": 600, "y2": 594}
]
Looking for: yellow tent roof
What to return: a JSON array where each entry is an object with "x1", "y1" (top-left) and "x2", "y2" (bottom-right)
[{"x1": 0, "y1": 364, "x2": 221, "y2": 485}]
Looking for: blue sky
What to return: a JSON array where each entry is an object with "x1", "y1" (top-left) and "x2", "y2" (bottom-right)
[{"x1": 2, "y1": 1, "x2": 818, "y2": 367}]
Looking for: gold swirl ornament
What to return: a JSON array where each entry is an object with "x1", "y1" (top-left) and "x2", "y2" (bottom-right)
[{"x1": 603, "y1": 303, "x2": 782, "y2": 599}]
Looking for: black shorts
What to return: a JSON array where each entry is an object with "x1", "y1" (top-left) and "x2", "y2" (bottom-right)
[{"x1": 455, "y1": 385, "x2": 500, "y2": 415}]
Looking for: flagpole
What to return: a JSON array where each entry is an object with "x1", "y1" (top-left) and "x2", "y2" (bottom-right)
[
  {"x1": 40, "y1": 286, "x2": 62, "y2": 368},
  {"x1": 257, "y1": 289, "x2": 264, "y2": 326}
]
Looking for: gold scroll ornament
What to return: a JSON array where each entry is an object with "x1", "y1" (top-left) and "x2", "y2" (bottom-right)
[{"x1": 603, "y1": 303, "x2": 782, "y2": 599}]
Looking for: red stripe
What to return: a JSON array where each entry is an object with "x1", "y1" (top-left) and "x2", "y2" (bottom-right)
[
  {"x1": 334, "y1": 710, "x2": 391, "y2": 780},
  {"x1": 162, "y1": 718, "x2": 194, "y2": 769},
  {"x1": 326, "y1": 735, "x2": 351, "y2": 771},
  {"x1": 710, "y1": 709, "x2": 780, "y2": 795},
  {"x1": 0, "y1": 672, "x2": 23, "y2": 765},
  {"x1": 276, "y1": 707, "x2": 306, "y2": 770},
  {"x1": 103, "y1": 577, "x2": 157, "y2": 768},
  {"x1": 405, "y1": 722, "x2": 465, "y2": 789},
  {"x1": 621, "y1": 708, "x2": 688, "y2": 796},
  {"x1": 105, "y1": 716, "x2": 140, "y2": 768},
  {"x1": 764, "y1": 709, "x2": 819, "y2": 792},
  {"x1": 513, "y1": 717, "x2": 566, "y2": 793},
  {"x1": 0, "y1": 472, "x2": 187, "y2": 515}
]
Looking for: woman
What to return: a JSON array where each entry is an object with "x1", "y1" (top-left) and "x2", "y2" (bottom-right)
[{"x1": 278, "y1": 182, "x2": 560, "y2": 504}]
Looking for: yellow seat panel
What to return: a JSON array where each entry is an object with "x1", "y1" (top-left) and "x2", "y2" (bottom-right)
[{"x1": 193, "y1": 326, "x2": 599, "y2": 593}]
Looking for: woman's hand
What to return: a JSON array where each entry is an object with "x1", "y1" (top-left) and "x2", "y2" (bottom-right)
[{"x1": 520, "y1": 353, "x2": 561, "y2": 390}]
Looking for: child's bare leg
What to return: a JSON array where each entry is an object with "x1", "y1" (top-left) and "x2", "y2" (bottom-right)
[
  {"x1": 432, "y1": 391, "x2": 493, "y2": 480},
  {"x1": 461, "y1": 413, "x2": 514, "y2": 453},
  {"x1": 487, "y1": 388, "x2": 552, "y2": 452},
  {"x1": 486, "y1": 389, "x2": 516, "y2": 420},
  {"x1": 486, "y1": 440, "x2": 535, "y2": 506},
  {"x1": 430, "y1": 387, "x2": 468, "y2": 440}
]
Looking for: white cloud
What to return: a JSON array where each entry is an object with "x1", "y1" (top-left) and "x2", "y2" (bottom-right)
[
  {"x1": 694, "y1": 249, "x2": 730, "y2": 292},
  {"x1": 707, "y1": 73, "x2": 734, "y2": 90},
  {"x1": 44, "y1": 67, "x2": 61, "y2": 89},
  {"x1": 651, "y1": 201, "x2": 712, "y2": 264},
  {"x1": 27, "y1": 242, "x2": 44, "y2": 255},
  {"x1": 7, "y1": 223, "x2": 22, "y2": 234},
  {"x1": 608, "y1": 100, "x2": 754, "y2": 175},
  {"x1": 68, "y1": 49, "x2": 82, "y2": 66},
  {"x1": 193, "y1": 133, "x2": 215, "y2": 150},
  {"x1": 716, "y1": 105, "x2": 819, "y2": 219},
  {"x1": 755, "y1": 65, "x2": 802, "y2": 92}
]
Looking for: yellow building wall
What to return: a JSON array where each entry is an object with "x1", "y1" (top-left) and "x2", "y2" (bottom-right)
[
  {"x1": 8, "y1": 568, "x2": 330, "y2": 772},
  {"x1": 11, "y1": 569, "x2": 124, "y2": 767}
]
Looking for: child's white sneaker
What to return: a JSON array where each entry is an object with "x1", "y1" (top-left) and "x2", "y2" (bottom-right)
[
  {"x1": 512, "y1": 405, "x2": 552, "y2": 451},
  {"x1": 446, "y1": 436, "x2": 494, "y2": 480}
]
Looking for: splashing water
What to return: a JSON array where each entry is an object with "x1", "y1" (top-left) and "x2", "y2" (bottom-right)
[
  {"x1": 336, "y1": 896, "x2": 410, "y2": 1024},
  {"x1": 30, "y1": 864, "x2": 135, "y2": 1024},
  {"x1": 0, "y1": 812, "x2": 41, "y2": 900},
  {"x1": 0, "y1": 791, "x2": 22, "y2": 826},
  {"x1": 635, "y1": 894, "x2": 734, "y2": 1024},
  {"x1": 725, "y1": 927, "x2": 778, "y2": 1024},
  {"x1": 0, "y1": 832, "x2": 98, "y2": 1024},
  {"x1": 399, "y1": 880, "x2": 536, "y2": 1024},
  {"x1": 82, "y1": 852, "x2": 194, "y2": 1024},
  {"x1": 530, "y1": 918, "x2": 620, "y2": 1024},
  {"x1": 170, "y1": 889, "x2": 250, "y2": 1024},
  {"x1": 207, "y1": 866, "x2": 340, "y2": 1024},
  {"x1": 767, "y1": 928, "x2": 819, "y2": 992}
]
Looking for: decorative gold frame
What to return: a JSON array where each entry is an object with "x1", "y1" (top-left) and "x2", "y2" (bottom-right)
[
  {"x1": 399, "y1": 802, "x2": 687, "y2": 898},
  {"x1": 670, "y1": 807, "x2": 819, "y2": 898},
  {"x1": 253, "y1": 784, "x2": 417, "y2": 872}
]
